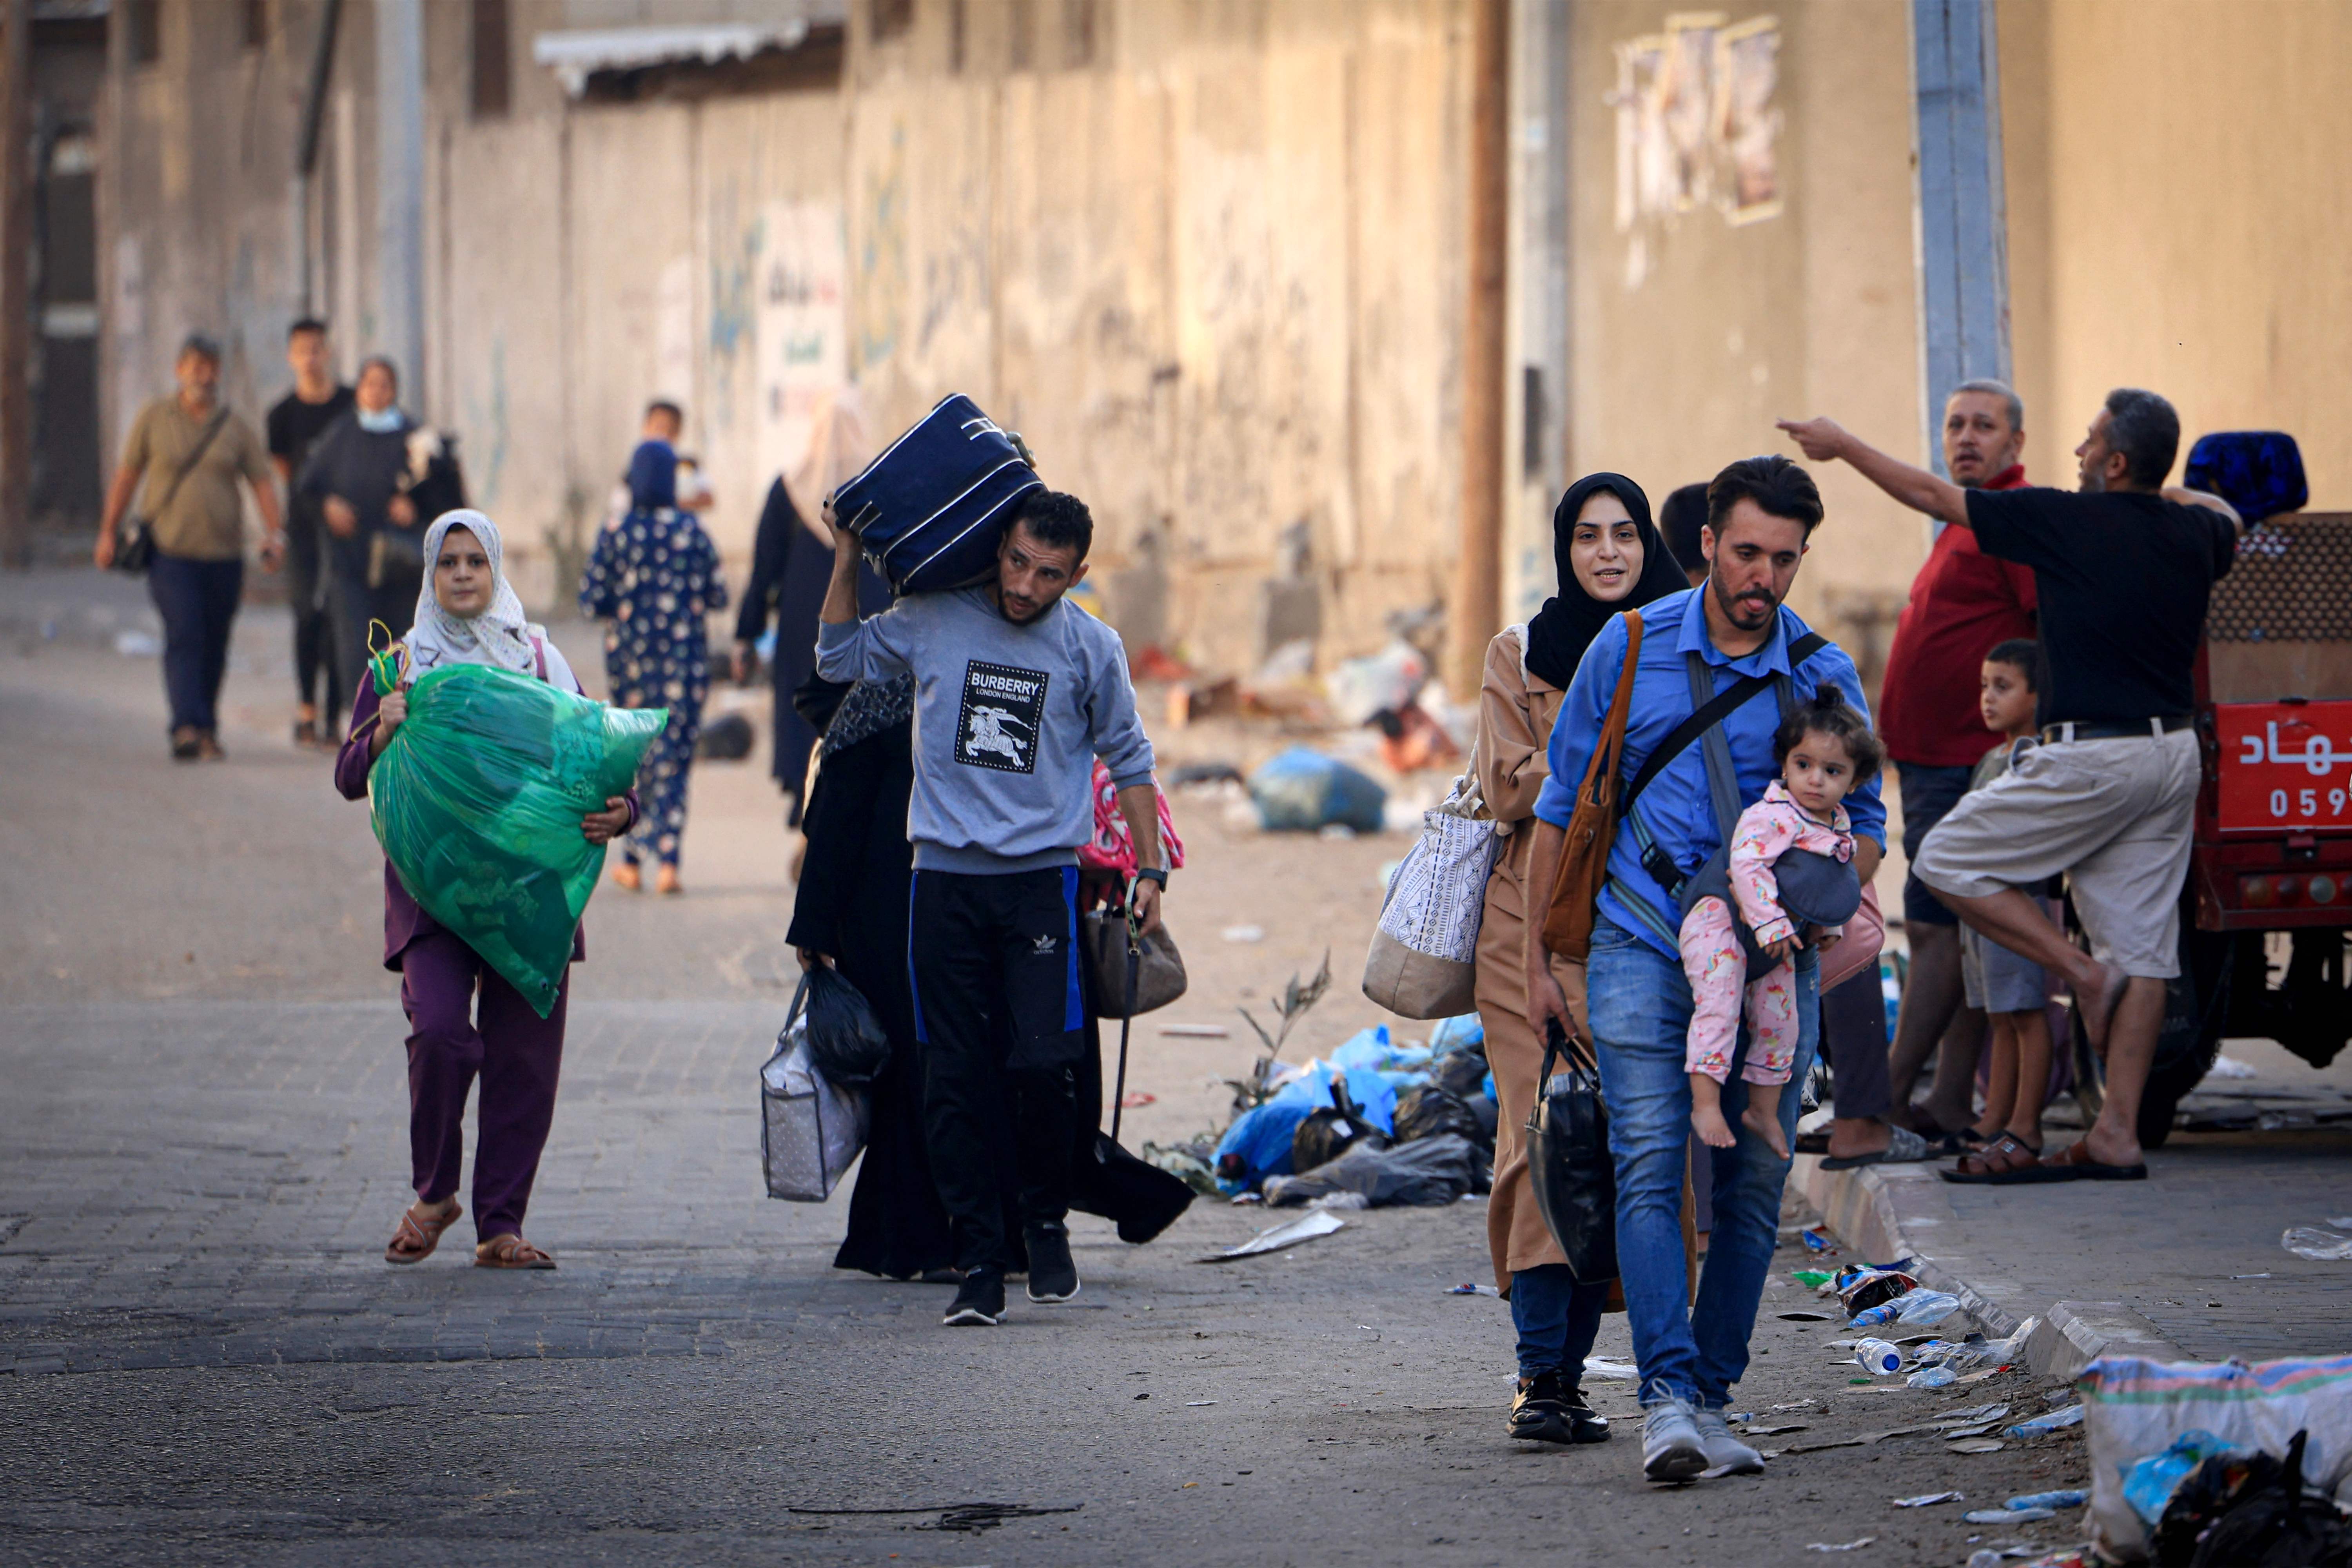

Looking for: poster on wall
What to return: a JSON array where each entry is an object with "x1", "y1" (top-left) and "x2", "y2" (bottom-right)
[
  {"x1": 1717, "y1": 16, "x2": 1784, "y2": 225},
  {"x1": 1612, "y1": 10, "x2": 1784, "y2": 247},
  {"x1": 754, "y1": 200, "x2": 849, "y2": 487}
]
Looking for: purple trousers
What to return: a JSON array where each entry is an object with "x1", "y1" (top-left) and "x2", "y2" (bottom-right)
[{"x1": 398, "y1": 929, "x2": 568, "y2": 1241}]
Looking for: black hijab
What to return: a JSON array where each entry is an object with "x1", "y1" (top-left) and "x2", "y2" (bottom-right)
[{"x1": 1521, "y1": 471, "x2": 1688, "y2": 691}]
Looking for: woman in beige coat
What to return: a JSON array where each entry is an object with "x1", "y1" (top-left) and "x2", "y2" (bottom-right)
[{"x1": 1479, "y1": 472, "x2": 1688, "y2": 1445}]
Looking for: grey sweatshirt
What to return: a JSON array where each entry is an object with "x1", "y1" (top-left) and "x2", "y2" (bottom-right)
[{"x1": 816, "y1": 586, "x2": 1156, "y2": 873}]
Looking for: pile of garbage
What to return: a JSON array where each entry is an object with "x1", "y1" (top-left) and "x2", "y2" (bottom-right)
[
  {"x1": 1146, "y1": 1013, "x2": 1499, "y2": 1212},
  {"x1": 2080, "y1": 1352, "x2": 2352, "y2": 1562}
]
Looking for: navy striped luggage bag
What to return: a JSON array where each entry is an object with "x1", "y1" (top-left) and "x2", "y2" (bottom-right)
[{"x1": 831, "y1": 394, "x2": 1043, "y2": 595}]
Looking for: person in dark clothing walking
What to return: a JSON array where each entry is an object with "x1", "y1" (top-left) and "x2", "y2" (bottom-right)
[
  {"x1": 94, "y1": 333, "x2": 285, "y2": 761},
  {"x1": 267, "y1": 318, "x2": 355, "y2": 749},
  {"x1": 817, "y1": 488, "x2": 1166, "y2": 1328},
  {"x1": 734, "y1": 477, "x2": 888, "y2": 824},
  {"x1": 299, "y1": 356, "x2": 429, "y2": 698},
  {"x1": 787, "y1": 673, "x2": 961, "y2": 1281}
]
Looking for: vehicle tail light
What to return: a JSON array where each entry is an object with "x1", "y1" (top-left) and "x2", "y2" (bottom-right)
[
  {"x1": 2311, "y1": 875, "x2": 2340, "y2": 905},
  {"x1": 2241, "y1": 875, "x2": 2275, "y2": 907}
]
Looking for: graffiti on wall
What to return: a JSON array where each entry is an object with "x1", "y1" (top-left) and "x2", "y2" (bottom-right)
[
  {"x1": 1612, "y1": 11, "x2": 1784, "y2": 246},
  {"x1": 756, "y1": 200, "x2": 848, "y2": 485}
]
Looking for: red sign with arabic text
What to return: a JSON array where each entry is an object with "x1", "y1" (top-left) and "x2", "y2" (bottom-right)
[{"x1": 2214, "y1": 701, "x2": 2352, "y2": 835}]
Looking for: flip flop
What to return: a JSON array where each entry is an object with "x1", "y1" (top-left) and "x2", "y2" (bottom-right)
[
  {"x1": 1940, "y1": 1132, "x2": 2051, "y2": 1184},
  {"x1": 1819, "y1": 1125, "x2": 1934, "y2": 1171},
  {"x1": 2038, "y1": 1140, "x2": 2147, "y2": 1182},
  {"x1": 385, "y1": 1200, "x2": 462, "y2": 1264}
]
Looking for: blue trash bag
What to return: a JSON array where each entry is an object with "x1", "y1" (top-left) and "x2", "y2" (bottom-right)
[
  {"x1": 1214, "y1": 1059, "x2": 1400, "y2": 1191},
  {"x1": 2183, "y1": 430, "x2": 2307, "y2": 524},
  {"x1": 1330, "y1": 1023, "x2": 1433, "y2": 1077},
  {"x1": 1248, "y1": 747, "x2": 1387, "y2": 833},
  {"x1": 1428, "y1": 1013, "x2": 1485, "y2": 1055}
]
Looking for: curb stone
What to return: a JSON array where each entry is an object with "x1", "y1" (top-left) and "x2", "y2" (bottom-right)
[{"x1": 1793, "y1": 1154, "x2": 2183, "y2": 1377}]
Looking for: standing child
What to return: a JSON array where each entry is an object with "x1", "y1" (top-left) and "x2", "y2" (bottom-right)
[
  {"x1": 1685, "y1": 691, "x2": 1881, "y2": 1160},
  {"x1": 580, "y1": 439, "x2": 728, "y2": 895},
  {"x1": 1944, "y1": 640, "x2": 2060, "y2": 1183}
]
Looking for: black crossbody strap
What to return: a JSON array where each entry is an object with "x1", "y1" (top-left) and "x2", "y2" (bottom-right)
[
  {"x1": 149, "y1": 407, "x2": 231, "y2": 518},
  {"x1": 1615, "y1": 630, "x2": 1828, "y2": 820}
]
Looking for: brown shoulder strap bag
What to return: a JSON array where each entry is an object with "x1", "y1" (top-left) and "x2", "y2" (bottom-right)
[{"x1": 1539, "y1": 610, "x2": 1643, "y2": 961}]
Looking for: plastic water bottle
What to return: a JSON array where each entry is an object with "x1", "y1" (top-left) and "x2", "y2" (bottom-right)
[{"x1": 1855, "y1": 1338, "x2": 1904, "y2": 1375}]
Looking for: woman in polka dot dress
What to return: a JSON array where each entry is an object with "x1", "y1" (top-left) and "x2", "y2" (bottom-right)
[{"x1": 579, "y1": 439, "x2": 728, "y2": 895}]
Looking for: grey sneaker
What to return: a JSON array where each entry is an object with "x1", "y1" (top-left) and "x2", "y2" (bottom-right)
[
  {"x1": 1641, "y1": 1397, "x2": 1710, "y2": 1483},
  {"x1": 1693, "y1": 1408, "x2": 1764, "y2": 1475}
]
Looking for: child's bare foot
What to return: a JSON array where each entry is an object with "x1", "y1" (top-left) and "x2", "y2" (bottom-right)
[
  {"x1": 1689, "y1": 1074, "x2": 1737, "y2": 1148},
  {"x1": 1740, "y1": 1089, "x2": 1789, "y2": 1160},
  {"x1": 613, "y1": 861, "x2": 642, "y2": 892},
  {"x1": 655, "y1": 864, "x2": 682, "y2": 897}
]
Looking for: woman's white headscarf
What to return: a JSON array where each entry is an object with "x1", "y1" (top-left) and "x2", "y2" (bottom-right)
[{"x1": 405, "y1": 509, "x2": 542, "y2": 679}]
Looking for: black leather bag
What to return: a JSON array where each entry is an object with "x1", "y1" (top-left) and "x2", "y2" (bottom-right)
[
  {"x1": 1082, "y1": 909, "x2": 1186, "y2": 1018},
  {"x1": 115, "y1": 408, "x2": 228, "y2": 574},
  {"x1": 1526, "y1": 1019, "x2": 1619, "y2": 1284}
]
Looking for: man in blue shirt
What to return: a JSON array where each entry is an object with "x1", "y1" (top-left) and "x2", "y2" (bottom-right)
[{"x1": 1520, "y1": 455, "x2": 1886, "y2": 1483}]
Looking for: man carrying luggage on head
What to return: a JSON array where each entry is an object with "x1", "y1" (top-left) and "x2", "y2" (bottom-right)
[{"x1": 816, "y1": 488, "x2": 1165, "y2": 1326}]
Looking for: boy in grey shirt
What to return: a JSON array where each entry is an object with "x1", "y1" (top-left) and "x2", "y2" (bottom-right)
[{"x1": 817, "y1": 489, "x2": 1166, "y2": 1325}]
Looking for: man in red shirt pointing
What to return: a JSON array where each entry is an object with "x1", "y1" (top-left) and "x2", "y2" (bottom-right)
[{"x1": 1873, "y1": 381, "x2": 2036, "y2": 1145}]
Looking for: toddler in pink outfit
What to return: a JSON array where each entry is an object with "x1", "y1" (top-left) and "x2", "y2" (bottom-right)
[{"x1": 1684, "y1": 693, "x2": 1882, "y2": 1158}]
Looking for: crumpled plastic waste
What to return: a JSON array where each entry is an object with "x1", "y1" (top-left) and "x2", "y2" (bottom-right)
[
  {"x1": 1835, "y1": 1265, "x2": 1919, "y2": 1318},
  {"x1": 1214, "y1": 1060, "x2": 1399, "y2": 1191},
  {"x1": 2005, "y1": 1403, "x2": 2084, "y2": 1439},
  {"x1": 1892, "y1": 1490, "x2": 1964, "y2": 1508},
  {"x1": 2006, "y1": 1490, "x2": 2087, "y2": 1511},
  {"x1": 2122, "y1": 1429, "x2": 2234, "y2": 1526},
  {"x1": 1851, "y1": 1286, "x2": 1964, "y2": 1328},
  {"x1": 1261, "y1": 1133, "x2": 1483, "y2": 1209},
  {"x1": 1966, "y1": 1506, "x2": 2055, "y2": 1523},
  {"x1": 1248, "y1": 747, "x2": 1387, "y2": 833},
  {"x1": 2281, "y1": 1225, "x2": 2352, "y2": 1261}
]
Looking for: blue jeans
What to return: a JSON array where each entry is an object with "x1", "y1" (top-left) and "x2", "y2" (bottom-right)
[
  {"x1": 1510, "y1": 1263, "x2": 1610, "y2": 1382},
  {"x1": 1586, "y1": 916, "x2": 1818, "y2": 1409},
  {"x1": 147, "y1": 551, "x2": 244, "y2": 734}
]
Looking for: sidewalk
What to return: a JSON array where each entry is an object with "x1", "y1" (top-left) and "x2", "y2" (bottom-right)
[{"x1": 1799, "y1": 1035, "x2": 2352, "y2": 1377}]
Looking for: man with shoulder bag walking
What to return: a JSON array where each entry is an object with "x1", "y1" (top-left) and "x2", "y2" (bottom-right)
[
  {"x1": 1521, "y1": 456, "x2": 1887, "y2": 1483},
  {"x1": 95, "y1": 333, "x2": 285, "y2": 762}
]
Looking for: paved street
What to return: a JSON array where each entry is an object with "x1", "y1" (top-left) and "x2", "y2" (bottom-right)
[{"x1": 0, "y1": 571, "x2": 2246, "y2": 1568}]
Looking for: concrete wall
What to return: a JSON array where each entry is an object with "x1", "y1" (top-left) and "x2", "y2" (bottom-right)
[
  {"x1": 2028, "y1": 0, "x2": 2352, "y2": 506},
  {"x1": 1561, "y1": 0, "x2": 1928, "y2": 685}
]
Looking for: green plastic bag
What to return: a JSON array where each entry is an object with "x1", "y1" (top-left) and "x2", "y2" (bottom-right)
[{"x1": 368, "y1": 662, "x2": 667, "y2": 1016}]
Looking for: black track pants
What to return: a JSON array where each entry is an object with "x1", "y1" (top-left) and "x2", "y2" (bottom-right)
[{"x1": 909, "y1": 866, "x2": 1084, "y2": 1273}]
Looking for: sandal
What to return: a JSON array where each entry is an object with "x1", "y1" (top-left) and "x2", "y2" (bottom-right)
[
  {"x1": 2037, "y1": 1139, "x2": 2147, "y2": 1182},
  {"x1": 1939, "y1": 1132, "x2": 2047, "y2": 1184},
  {"x1": 475, "y1": 1234, "x2": 557, "y2": 1270},
  {"x1": 292, "y1": 717, "x2": 320, "y2": 750},
  {"x1": 385, "y1": 1200, "x2": 462, "y2": 1264},
  {"x1": 170, "y1": 727, "x2": 202, "y2": 762},
  {"x1": 1819, "y1": 1124, "x2": 1934, "y2": 1171}
]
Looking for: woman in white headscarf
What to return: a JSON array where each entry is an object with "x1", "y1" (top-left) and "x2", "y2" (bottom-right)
[{"x1": 334, "y1": 509, "x2": 637, "y2": 1271}]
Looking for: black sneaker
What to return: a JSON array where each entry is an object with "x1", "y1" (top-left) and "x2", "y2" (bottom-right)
[
  {"x1": 1509, "y1": 1368, "x2": 1611, "y2": 1445},
  {"x1": 1024, "y1": 1222, "x2": 1080, "y2": 1303},
  {"x1": 943, "y1": 1267, "x2": 1005, "y2": 1326}
]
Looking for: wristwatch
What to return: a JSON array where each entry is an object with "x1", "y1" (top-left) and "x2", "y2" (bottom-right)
[{"x1": 1134, "y1": 866, "x2": 1169, "y2": 887}]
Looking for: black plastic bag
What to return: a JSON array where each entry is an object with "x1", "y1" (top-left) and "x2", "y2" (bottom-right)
[
  {"x1": 1394, "y1": 1083, "x2": 1486, "y2": 1147},
  {"x1": 1262, "y1": 1132, "x2": 1482, "y2": 1208},
  {"x1": 1433, "y1": 1043, "x2": 1490, "y2": 1101},
  {"x1": 1292, "y1": 1074, "x2": 1382, "y2": 1172},
  {"x1": 2163, "y1": 1430, "x2": 2352, "y2": 1568},
  {"x1": 794, "y1": 967, "x2": 890, "y2": 1085},
  {"x1": 1526, "y1": 1021, "x2": 1618, "y2": 1283}
]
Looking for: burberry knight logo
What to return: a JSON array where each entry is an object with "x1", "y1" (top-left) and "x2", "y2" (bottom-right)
[{"x1": 955, "y1": 660, "x2": 1048, "y2": 775}]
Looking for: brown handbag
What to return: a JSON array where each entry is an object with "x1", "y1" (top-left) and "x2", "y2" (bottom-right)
[{"x1": 1539, "y1": 610, "x2": 1644, "y2": 960}]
